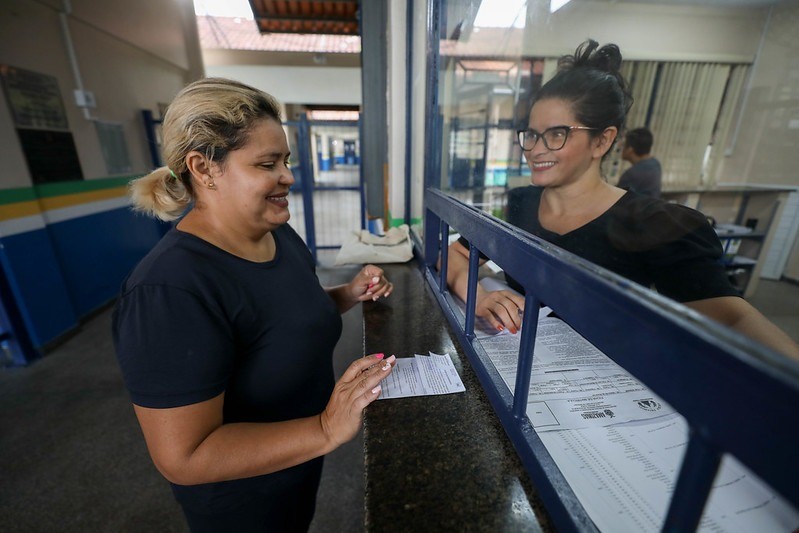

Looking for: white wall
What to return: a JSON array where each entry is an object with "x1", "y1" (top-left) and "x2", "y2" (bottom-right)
[
  {"x1": 717, "y1": 0, "x2": 799, "y2": 188},
  {"x1": 387, "y1": 0, "x2": 408, "y2": 226},
  {"x1": 523, "y1": 2, "x2": 765, "y2": 63},
  {"x1": 0, "y1": 0, "x2": 204, "y2": 186},
  {"x1": 204, "y1": 65, "x2": 361, "y2": 105}
]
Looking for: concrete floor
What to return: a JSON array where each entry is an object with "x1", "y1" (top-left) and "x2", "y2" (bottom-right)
[{"x1": 0, "y1": 276, "x2": 797, "y2": 532}]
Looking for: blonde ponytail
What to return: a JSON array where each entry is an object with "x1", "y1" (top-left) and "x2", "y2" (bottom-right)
[{"x1": 129, "y1": 167, "x2": 192, "y2": 221}]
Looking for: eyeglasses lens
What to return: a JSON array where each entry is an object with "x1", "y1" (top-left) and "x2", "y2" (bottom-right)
[{"x1": 519, "y1": 127, "x2": 569, "y2": 151}]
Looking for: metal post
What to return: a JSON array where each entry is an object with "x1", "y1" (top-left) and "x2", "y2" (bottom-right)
[
  {"x1": 464, "y1": 243, "x2": 480, "y2": 340},
  {"x1": 439, "y1": 220, "x2": 449, "y2": 292},
  {"x1": 662, "y1": 431, "x2": 722, "y2": 532},
  {"x1": 297, "y1": 115, "x2": 318, "y2": 263},
  {"x1": 424, "y1": 204, "x2": 441, "y2": 271},
  {"x1": 141, "y1": 109, "x2": 162, "y2": 168},
  {"x1": 512, "y1": 293, "x2": 541, "y2": 419}
]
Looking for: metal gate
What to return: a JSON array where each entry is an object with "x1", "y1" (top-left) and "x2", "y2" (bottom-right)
[{"x1": 284, "y1": 116, "x2": 365, "y2": 265}]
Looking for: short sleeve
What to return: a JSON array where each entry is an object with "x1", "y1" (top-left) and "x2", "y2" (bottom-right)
[
  {"x1": 112, "y1": 284, "x2": 235, "y2": 408},
  {"x1": 641, "y1": 208, "x2": 741, "y2": 302}
]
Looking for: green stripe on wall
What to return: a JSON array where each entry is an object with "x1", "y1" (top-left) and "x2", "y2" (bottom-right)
[
  {"x1": 33, "y1": 175, "x2": 141, "y2": 198},
  {"x1": 0, "y1": 176, "x2": 143, "y2": 206},
  {"x1": 0, "y1": 188, "x2": 38, "y2": 205}
]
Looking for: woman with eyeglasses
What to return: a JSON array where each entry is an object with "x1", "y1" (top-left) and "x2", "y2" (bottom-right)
[{"x1": 445, "y1": 40, "x2": 799, "y2": 359}]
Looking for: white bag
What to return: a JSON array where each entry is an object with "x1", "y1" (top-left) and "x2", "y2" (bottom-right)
[{"x1": 334, "y1": 224, "x2": 413, "y2": 265}]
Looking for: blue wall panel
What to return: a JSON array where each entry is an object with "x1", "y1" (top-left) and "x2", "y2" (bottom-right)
[
  {"x1": 46, "y1": 208, "x2": 167, "y2": 318},
  {"x1": 0, "y1": 228, "x2": 78, "y2": 348}
]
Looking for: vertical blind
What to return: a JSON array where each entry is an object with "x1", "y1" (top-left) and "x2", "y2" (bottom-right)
[{"x1": 607, "y1": 61, "x2": 749, "y2": 189}]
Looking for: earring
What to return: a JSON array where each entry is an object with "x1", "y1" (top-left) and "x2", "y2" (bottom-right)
[{"x1": 207, "y1": 181, "x2": 216, "y2": 190}]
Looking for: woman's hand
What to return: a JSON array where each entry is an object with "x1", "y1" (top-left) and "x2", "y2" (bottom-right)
[
  {"x1": 320, "y1": 353, "x2": 395, "y2": 447},
  {"x1": 348, "y1": 264, "x2": 393, "y2": 302},
  {"x1": 475, "y1": 290, "x2": 526, "y2": 334},
  {"x1": 325, "y1": 265, "x2": 393, "y2": 313}
]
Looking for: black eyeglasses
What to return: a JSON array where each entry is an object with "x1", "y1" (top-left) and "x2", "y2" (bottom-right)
[{"x1": 516, "y1": 125, "x2": 599, "y2": 151}]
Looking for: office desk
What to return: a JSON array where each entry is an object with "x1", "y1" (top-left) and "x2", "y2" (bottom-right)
[{"x1": 362, "y1": 262, "x2": 551, "y2": 532}]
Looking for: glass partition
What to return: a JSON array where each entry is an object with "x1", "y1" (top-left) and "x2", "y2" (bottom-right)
[
  {"x1": 422, "y1": 0, "x2": 778, "y2": 211},
  {"x1": 413, "y1": 1, "x2": 799, "y2": 529},
  {"x1": 412, "y1": 0, "x2": 798, "y2": 298}
]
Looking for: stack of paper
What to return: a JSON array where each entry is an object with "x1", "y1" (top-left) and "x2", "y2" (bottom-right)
[{"x1": 378, "y1": 352, "x2": 465, "y2": 399}]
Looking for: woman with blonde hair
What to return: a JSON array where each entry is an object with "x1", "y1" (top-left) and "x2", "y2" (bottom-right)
[{"x1": 113, "y1": 78, "x2": 394, "y2": 531}]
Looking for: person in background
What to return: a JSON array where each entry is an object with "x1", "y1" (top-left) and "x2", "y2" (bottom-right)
[
  {"x1": 445, "y1": 40, "x2": 799, "y2": 361},
  {"x1": 112, "y1": 78, "x2": 395, "y2": 532},
  {"x1": 618, "y1": 127, "x2": 662, "y2": 198}
]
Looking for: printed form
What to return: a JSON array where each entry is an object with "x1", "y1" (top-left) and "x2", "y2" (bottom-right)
[
  {"x1": 538, "y1": 414, "x2": 799, "y2": 532},
  {"x1": 378, "y1": 352, "x2": 465, "y2": 399},
  {"x1": 479, "y1": 312, "x2": 674, "y2": 432},
  {"x1": 464, "y1": 277, "x2": 797, "y2": 530}
]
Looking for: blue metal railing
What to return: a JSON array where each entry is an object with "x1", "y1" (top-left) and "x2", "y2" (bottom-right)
[{"x1": 422, "y1": 188, "x2": 799, "y2": 532}]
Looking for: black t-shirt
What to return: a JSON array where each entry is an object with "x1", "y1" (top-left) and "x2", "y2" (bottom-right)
[
  {"x1": 112, "y1": 224, "x2": 342, "y2": 515},
  {"x1": 459, "y1": 186, "x2": 739, "y2": 303}
]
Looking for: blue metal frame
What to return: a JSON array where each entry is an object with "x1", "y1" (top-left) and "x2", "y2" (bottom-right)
[
  {"x1": 423, "y1": 0, "x2": 443, "y2": 192},
  {"x1": 422, "y1": 188, "x2": 799, "y2": 532},
  {"x1": 285, "y1": 117, "x2": 364, "y2": 261},
  {"x1": 288, "y1": 116, "x2": 318, "y2": 262},
  {"x1": 141, "y1": 109, "x2": 163, "y2": 168}
]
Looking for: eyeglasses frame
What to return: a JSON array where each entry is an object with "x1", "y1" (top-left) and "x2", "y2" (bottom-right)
[{"x1": 516, "y1": 125, "x2": 600, "y2": 152}]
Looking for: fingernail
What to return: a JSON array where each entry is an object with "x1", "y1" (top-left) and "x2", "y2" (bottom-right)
[
  {"x1": 371, "y1": 276, "x2": 380, "y2": 283},
  {"x1": 387, "y1": 355, "x2": 396, "y2": 363},
  {"x1": 497, "y1": 325, "x2": 504, "y2": 331},
  {"x1": 372, "y1": 296, "x2": 378, "y2": 301},
  {"x1": 374, "y1": 353, "x2": 385, "y2": 359},
  {"x1": 371, "y1": 385, "x2": 381, "y2": 394},
  {"x1": 384, "y1": 292, "x2": 391, "y2": 297},
  {"x1": 382, "y1": 361, "x2": 391, "y2": 370}
]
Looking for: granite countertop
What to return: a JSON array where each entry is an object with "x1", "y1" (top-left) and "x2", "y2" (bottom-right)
[{"x1": 362, "y1": 262, "x2": 552, "y2": 532}]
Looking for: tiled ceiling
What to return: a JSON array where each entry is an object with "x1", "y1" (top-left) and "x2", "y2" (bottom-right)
[{"x1": 248, "y1": 0, "x2": 360, "y2": 35}]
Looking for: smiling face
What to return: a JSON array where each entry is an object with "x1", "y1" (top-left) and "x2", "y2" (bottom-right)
[
  {"x1": 524, "y1": 98, "x2": 603, "y2": 190},
  {"x1": 209, "y1": 118, "x2": 295, "y2": 234}
]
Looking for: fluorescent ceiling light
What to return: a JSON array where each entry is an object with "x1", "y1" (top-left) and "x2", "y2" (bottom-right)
[{"x1": 550, "y1": 0, "x2": 571, "y2": 13}]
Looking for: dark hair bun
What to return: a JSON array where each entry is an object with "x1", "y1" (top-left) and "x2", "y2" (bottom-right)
[
  {"x1": 559, "y1": 39, "x2": 623, "y2": 75},
  {"x1": 536, "y1": 39, "x2": 633, "y2": 143}
]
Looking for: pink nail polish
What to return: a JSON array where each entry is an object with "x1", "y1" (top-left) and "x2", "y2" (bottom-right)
[{"x1": 374, "y1": 353, "x2": 385, "y2": 359}]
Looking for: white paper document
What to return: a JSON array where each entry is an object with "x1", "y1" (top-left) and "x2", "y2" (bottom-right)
[
  {"x1": 479, "y1": 315, "x2": 674, "y2": 431},
  {"x1": 378, "y1": 352, "x2": 466, "y2": 399},
  {"x1": 538, "y1": 413, "x2": 799, "y2": 532}
]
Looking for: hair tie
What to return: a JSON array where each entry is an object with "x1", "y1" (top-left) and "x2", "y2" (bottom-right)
[{"x1": 168, "y1": 168, "x2": 178, "y2": 179}]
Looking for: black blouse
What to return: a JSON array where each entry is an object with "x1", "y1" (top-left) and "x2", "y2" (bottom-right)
[{"x1": 459, "y1": 186, "x2": 739, "y2": 303}]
